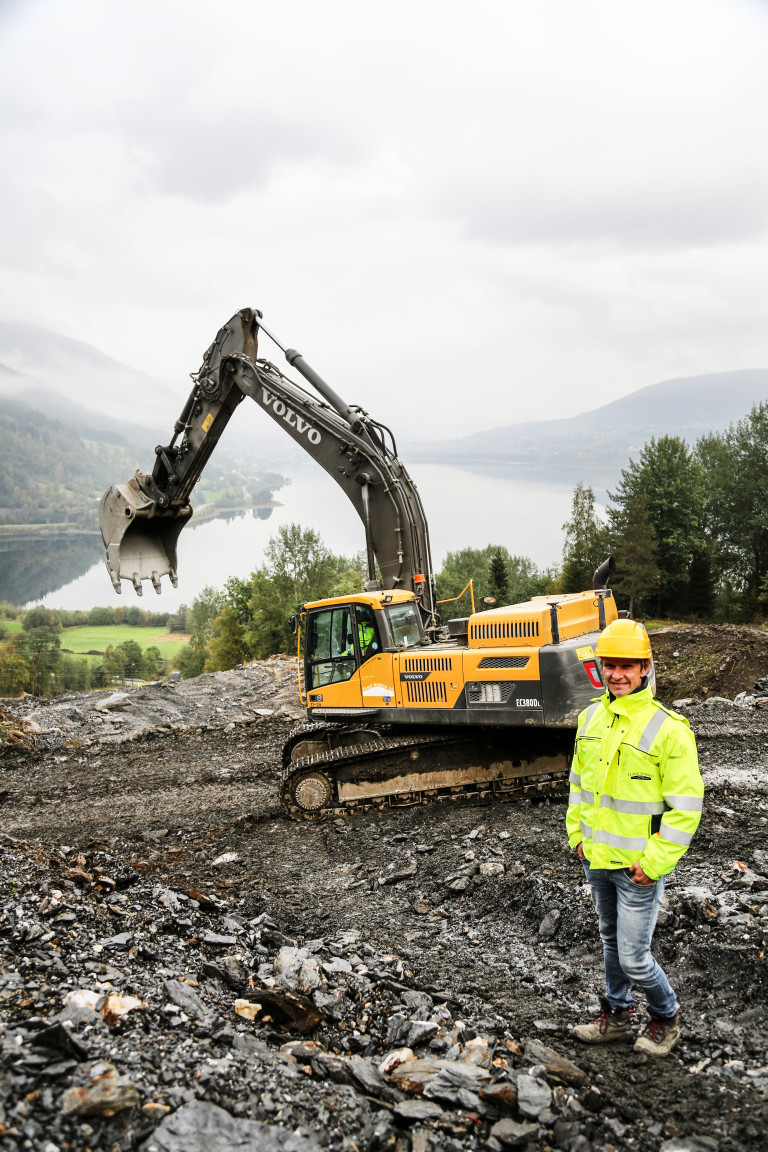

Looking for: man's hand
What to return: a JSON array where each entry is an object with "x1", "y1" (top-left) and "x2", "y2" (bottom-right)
[
  {"x1": 629, "y1": 861, "x2": 654, "y2": 885},
  {"x1": 576, "y1": 843, "x2": 585, "y2": 860}
]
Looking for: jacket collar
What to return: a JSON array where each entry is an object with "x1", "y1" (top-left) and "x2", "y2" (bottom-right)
[{"x1": 602, "y1": 683, "x2": 655, "y2": 716}]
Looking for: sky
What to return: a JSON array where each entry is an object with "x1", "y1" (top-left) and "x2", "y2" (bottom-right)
[{"x1": 2, "y1": 0, "x2": 768, "y2": 439}]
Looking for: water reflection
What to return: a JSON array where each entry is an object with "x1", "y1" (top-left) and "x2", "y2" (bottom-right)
[{"x1": 0, "y1": 534, "x2": 104, "y2": 605}]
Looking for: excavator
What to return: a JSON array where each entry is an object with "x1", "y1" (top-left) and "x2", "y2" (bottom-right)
[{"x1": 99, "y1": 308, "x2": 619, "y2": 820}]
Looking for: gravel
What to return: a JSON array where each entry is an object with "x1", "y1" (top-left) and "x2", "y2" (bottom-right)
[{"x1": 2, "y1": 643, "x2": 768, "y2": 1151}]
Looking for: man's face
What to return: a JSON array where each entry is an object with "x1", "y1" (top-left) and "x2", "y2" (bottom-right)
[{"x1": 601, "y1": 659, "x2": 648, "y2": 696}]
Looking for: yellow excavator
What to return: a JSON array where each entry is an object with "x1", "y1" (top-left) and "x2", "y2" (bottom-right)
[{"x1": 99, "y1": 309, "x2": 618, "y2": 820}]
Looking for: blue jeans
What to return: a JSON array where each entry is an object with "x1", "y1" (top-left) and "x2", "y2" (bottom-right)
[{"x1": 581, "y1": 858, "x2": 678, "y2": 1019}]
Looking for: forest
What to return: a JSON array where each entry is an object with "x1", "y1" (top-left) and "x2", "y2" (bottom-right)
[{"x1": 0, "y1": 397, "x2": 284, "y2": 530}]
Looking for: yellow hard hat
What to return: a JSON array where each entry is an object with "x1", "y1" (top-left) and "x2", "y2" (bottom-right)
[{"x1": 595, "y1": 618, "x2": 652, "y2": 661}]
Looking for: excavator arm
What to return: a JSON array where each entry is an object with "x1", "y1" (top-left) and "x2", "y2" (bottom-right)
[{"x1": 99, "y1": 309, "x2": 439, "y2": 626}]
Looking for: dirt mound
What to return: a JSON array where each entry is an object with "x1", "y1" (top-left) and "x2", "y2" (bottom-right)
[{"x1": 651, "y1": 623, "x2": 768, "y2": 702}]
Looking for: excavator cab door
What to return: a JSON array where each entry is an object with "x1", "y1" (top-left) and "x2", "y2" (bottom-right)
[
  {"x1": 306, "y1": 605, "x2": 358, "y2": 690},
  {"x1": 305, "y1": 603, "x2": 384, "y2": 709}
]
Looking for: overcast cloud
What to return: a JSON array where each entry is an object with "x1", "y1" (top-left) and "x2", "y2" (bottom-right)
[{"x1": 1, "y1": 0, "x2": 767, "y2": 438}]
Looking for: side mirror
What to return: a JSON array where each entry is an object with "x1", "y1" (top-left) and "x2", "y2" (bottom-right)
[{"x1": 289, "y1": 614, "x2": 299, "y2": 635}]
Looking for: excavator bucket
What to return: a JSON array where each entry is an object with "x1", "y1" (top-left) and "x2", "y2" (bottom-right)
[{"x1": 99, "y1": 475, "x2": 192, "y2": 596}]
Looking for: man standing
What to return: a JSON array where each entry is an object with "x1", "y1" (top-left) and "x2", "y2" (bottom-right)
[{"x1": 566, "y1": 619, "x2": 703, "y2": 1057}]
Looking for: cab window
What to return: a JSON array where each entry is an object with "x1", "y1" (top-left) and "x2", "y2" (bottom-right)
[
  {"x1": 307, "y1": 606, "x2": 356, "y2": 688},
  {"x1": 387, "y1": 603, "x2": 422, "y2": 648},
  {"x1": 354, "y1": 604, "x2": 380, "y2": 662}
]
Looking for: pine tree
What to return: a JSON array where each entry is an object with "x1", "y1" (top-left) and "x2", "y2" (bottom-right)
[
  {"x1": 609, "y1": 436, "x2": 705, "y2": 616},
  {"x1": 488, "y1": 550, "x2": 509, "y2": 605}
]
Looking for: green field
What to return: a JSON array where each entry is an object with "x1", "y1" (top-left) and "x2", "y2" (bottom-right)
[
  {"x1": 59, "y1": 625, "x2": 190, "y2": 665},
  {"x1": 0, "y1": 619, "x2": 23, "y2": 634}
]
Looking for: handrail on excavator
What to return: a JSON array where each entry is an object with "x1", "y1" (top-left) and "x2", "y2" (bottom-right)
[{"x1": 437, "y1": 579, "x2": 475, "y2": 615}]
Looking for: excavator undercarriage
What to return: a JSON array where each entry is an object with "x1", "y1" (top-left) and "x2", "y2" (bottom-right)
[{"x1": 280, "y1": 724, "x2": 572, "y2": 820}]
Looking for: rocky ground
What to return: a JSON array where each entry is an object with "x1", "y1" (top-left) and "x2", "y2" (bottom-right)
[{"x1": 2, "y1": 630, "x2": 768, "y2": 1152}]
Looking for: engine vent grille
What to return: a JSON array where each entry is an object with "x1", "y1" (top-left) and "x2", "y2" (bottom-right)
[
  {"x1": 467, "y1": 681, "x2": 516, "y2": 705},
  {"x1": 477, "y1": 656, "x2": 530, "y2": 669},
  {"x1": 406, "y1": 679, "x2": 448, "y2": 704},
  {"x1": 402, "y1": 657, "x2": 453, "y2": 672},
  {"x1": 470, "y1": 619, "x2": 540, "y2": 640}
]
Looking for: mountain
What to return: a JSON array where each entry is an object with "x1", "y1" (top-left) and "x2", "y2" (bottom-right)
[
  {"x1": 0, "y1": 398, "x2": 138, "y2": 528},
  {"x1": 0, "y1": 321, "x2": 180, "y2": 429},
  {"x1": 0, "y1": 322, "x2": 304, "y2": 470},
  {"x1": 406, "y1": 369, "x2": 768, "y2": 485}
]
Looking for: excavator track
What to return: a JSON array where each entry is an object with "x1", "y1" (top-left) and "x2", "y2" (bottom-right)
[{"x1": 280, "y1": 725, "x2": 571, "y2": 821}]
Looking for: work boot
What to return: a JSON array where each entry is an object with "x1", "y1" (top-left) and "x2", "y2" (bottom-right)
[
  {"x1": 573, "y1": 996, "x2": 634, "y2": 1044},
  {"x1": 633, "y1": 1012, "x2": 680, "y2": 1058}
]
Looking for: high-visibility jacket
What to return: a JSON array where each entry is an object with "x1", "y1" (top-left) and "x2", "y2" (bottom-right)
[{"x1": 566, "y1": 685, "x2": 703, "y2": 880}]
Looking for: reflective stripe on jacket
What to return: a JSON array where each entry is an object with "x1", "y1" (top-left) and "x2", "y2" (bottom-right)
[{"x1": 565, "y1": 685, "x2": 703, "y2": 880}]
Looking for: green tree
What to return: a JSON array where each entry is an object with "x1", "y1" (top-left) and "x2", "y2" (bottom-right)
[
  {"x1": 188, "y1": 586, "x2": 226, "y2": 646},
  {"x1": 558, "y1": 483, "x2": 608, "y2": 593},
  {"x1": 168, "y1": 604, "x2": 190, "y2": 633},
  {"x1": 0, "y1": 639, "x2": 31, "y2": 696},
  {"x1": 175, "y1": 640, "x2": 208, "y2": 679},
  {"x1": 698, "y1": 402, "x2": 768, "y2": 617},
  {"x1": 205, "y1": 607, "x2": 251, "y2": 671},
  {"x1": 143, "y1": 646, "x2": 164, "y2": 680},
  {"x1": 487, "y1": 550, "x2": 509, "y2": 606},
  {"x1": 118, "y1": 639, "x2": 145, "y2": 680},
  {"x1": 88, "y1": 606, "x2": 115, "y2": 626},
  {"x1": 608, "y1": 437, "x2": 705, "y2": 616},
  {"x1": 57, "y1": 656, "x2": 91, "y2": 692},
  {"x1": 222, "y1": 576, "x2": 255, "y2": 626},
  {"x1": 102, "y1": 644, "x2": 126, "y2": 685},
  {"x1": 17, "y1": 608, "x2": 62, "y2": 696},
  {"x1": 609, "y1": 497, "x2": 660, "y2": 617}
]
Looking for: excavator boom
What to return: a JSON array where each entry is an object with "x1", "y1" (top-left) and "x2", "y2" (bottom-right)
[{"x1": 99, "y1": 309, "x2": 438, "y2": 623}]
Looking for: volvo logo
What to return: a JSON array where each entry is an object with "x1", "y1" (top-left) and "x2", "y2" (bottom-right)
[{"x1": 260, "y1": 386, "x2": 322, "y2": 444}]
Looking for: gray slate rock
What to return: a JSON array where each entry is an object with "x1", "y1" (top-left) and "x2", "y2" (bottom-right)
[
  {"x1": 143, "y1": 1099, "x2": 321, "y2": 1151},
  {"x1": 490, "y1": 1118, "x2": 539, "y2": 1147},
  {"x1": 394, "y1": 1098, "x2": 445, "y2": 1123},
  {"x1": 346, "y1": 1057, "x2": 388, "y2": 1097},
  {"x1": 406, "y1": 1019, "x2": 439, "y2": 1048},
  {"x1": 95, "y1": 693, "x2": 131, "y2": 712},
  {"x1": 516, "y1": 1072, "x2": 552, "y2": 1119},
  {"x1": 401, "y1": 989, "x2": 434, "y2": 1018},
  {"x1": 538, "y1": 909, "x2": 561, "y2": 938},
  {"x1": 99, "y1": 931, "x2": 133, "y2": 949},
  {"x1": 387, "y1": 1012, "x2": 410, "y2": 1046},
  {"x1": 163, "y1": 980, "x2": 209, "y2": 1019},
  {"x1": 422, "y1": 1061, "x2": 491, "y2": 1104},
  {"x1": 523, "y1": 1038, "x2": 588, "y2": 1086}
]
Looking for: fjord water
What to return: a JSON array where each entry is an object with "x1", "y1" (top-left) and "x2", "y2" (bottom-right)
[{"x1": 22, "y1": 463, "x2": 581, "y2": 611}]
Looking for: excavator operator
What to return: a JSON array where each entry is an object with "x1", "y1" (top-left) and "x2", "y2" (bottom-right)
[
  {"x1": 566, "y1": 618, "x2": 704, "y2": 1058},
  {"x1": 343, "y1": 613, "x2": 378, "y2": 661}
]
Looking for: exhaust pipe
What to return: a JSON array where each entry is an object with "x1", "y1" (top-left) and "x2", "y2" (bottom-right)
[{"x1": 592, "y1": 556, "x2": 615, "y2": 590}]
